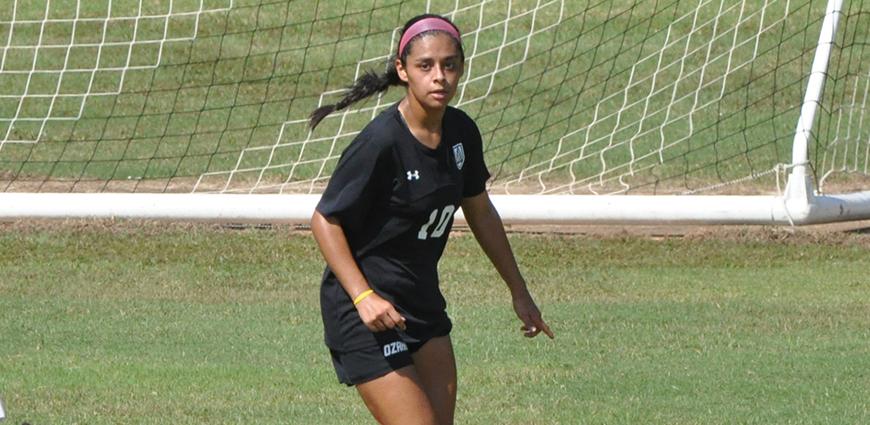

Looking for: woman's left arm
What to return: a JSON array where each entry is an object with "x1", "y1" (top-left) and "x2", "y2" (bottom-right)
[{"x1": 461, "y1": 191, "x2": 554, "y2": 339}]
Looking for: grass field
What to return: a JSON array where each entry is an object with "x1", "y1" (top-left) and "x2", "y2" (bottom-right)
[{"x1": 2, "y1": 220, "x2": 869, "y2": 424}]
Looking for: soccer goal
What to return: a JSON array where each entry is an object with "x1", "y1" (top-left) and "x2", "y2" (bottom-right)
[{"x1": 1, "y1": 0, "x2": 869, "y2": 225}]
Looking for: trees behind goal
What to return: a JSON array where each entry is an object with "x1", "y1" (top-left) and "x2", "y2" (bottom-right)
[{"x1": 1, "y1": 0, "x2": 869, "y2": 224}]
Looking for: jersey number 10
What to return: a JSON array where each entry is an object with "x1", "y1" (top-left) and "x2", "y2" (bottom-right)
[{"x1": 417, "y1": 205, "x2": 456, "y2": 240}]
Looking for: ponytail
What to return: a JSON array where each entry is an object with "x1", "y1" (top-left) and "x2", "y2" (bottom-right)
[
  {"x1": 309, "y1": 65, "x2": 403, "y2": 130},
  {"x1": 308, "y1": 14, "x2": 462, "y2": 131}
]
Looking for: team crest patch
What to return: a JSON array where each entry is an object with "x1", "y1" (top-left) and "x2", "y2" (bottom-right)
[{"x1": 452, "y1": 143, "x2": 465, "y2": 170}]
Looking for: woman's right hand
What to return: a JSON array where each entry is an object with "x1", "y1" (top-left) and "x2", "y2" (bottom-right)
[
  {"x1": 355, "y1": 293, "x2": 407, "y2": 332},
  {"x1": 311, "y1": 211, "x2": 407, "y2": 333}
]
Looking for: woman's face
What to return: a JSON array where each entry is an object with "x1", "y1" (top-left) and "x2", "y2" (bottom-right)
[{"x1": 397, "y1": 32, "x2": 464, "y2": 111}]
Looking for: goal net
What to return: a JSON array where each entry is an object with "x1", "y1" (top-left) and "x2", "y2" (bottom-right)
[{"x1": 1, "y1": 0, "x2": 869, "y2": 223}]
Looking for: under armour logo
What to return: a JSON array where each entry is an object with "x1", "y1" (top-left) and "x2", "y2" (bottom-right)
[{"x1": 407, "y1": 170, "x2": 420, "y2": 180}]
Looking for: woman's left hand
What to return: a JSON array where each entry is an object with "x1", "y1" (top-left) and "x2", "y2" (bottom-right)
[{"x1": 512, "y1": 290, "x2": 554, "y2": 339}]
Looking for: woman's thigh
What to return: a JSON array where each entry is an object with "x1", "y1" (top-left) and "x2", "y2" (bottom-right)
[
  {"x1": 356, "y1": 366, "x2": 438, "y2": 425},
  {"x1": 412, "y1": 335, "x2": 457, "y2": 425}
]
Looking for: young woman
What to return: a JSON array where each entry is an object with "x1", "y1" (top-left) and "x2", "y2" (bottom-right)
[{"x1": 309, "y1": 14, "x2": 554, "y2": 425}]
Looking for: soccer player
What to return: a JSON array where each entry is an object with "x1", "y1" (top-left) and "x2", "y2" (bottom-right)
[{"x1": 309, "y1": 14, "x2": 554, "y2": 425}]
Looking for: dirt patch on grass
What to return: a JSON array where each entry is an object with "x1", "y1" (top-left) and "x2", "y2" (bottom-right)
[
  {"x1": 0, "y1": 218, "x2": 306, "y2": 237},
  {"x1": 3, "y1": 217, "x2": 869, "y2": 248},
  {"x1": 499, "y1": 220, "x2": 870, "y2": 247}
]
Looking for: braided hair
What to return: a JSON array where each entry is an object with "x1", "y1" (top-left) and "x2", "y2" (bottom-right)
[{"x1": 309, "y1": 14, "x2": 464, "y2": 130}]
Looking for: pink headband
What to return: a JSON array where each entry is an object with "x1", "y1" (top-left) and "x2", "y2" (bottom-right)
[{"x1": 399, "y1": 17, "x2": 461, "y2": 57}]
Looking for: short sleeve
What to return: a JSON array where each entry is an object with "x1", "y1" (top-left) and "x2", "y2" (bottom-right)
[
  {"x1": 460, "y1": 114, "x2": 490, "y2": 198},
  {"x1": 316, "y1": 132, "x2": 392, "y2": 233}
]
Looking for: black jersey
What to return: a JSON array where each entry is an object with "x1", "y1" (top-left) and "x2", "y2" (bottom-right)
[{"x1": 317, "y1": 102, "x2": 490, "y2": 352}]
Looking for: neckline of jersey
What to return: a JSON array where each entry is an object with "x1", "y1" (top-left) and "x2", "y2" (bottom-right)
[{"x1": 394, "y1": 103, "x2": 444, "y2": 155}]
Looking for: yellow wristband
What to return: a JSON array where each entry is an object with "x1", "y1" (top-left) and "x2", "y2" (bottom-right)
[{"x1": 353, "y1": 289, "x2": 374, "y2": 305}]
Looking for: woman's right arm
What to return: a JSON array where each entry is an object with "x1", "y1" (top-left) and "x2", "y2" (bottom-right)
[{"x1": 311, "y1": 210, "x2": 406, "y2": 332}]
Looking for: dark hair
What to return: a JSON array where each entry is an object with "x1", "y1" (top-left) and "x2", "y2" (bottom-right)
[{"x1": 309, "y1": 14, "x2": 464, "y2": 130}]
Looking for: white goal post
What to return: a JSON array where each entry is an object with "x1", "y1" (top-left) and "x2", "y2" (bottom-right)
[{"x1": 1, "y1": 0, "x2": 869, "y2": 225}]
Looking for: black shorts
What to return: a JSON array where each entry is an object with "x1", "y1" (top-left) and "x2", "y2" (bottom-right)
[{"x1": 329, "y1": 324, "x2": 451, "y2": 386}]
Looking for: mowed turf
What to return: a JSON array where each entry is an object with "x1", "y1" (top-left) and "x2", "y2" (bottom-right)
[{"x1": 1, "y1": 220, "x2": 869, "y2": 424}]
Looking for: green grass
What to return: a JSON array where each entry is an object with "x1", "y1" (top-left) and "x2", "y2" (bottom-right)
[{"x1": 2, "y1": 221, "x2": 869, "y2": 424}]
